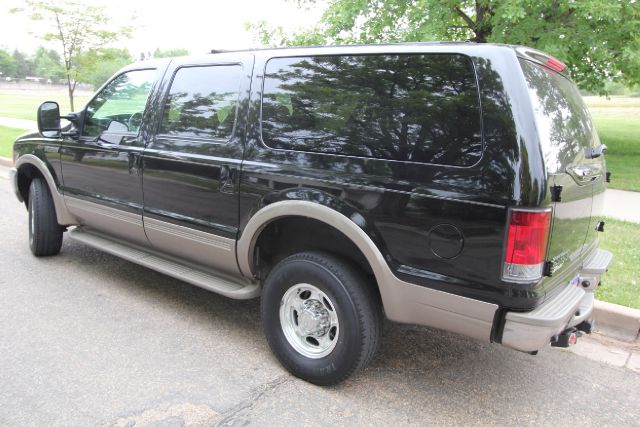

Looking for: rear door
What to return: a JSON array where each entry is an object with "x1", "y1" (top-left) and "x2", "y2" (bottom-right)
[
  {"x1": 141, "y1": 55, "x2": 253, "y2": 273},
  {"x1": 519, "y1": 59, "x2": 605, "y2": 281}
]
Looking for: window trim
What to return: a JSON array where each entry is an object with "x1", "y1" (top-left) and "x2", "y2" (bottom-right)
[
  {"x1": 80, "y1": 67, "x2": 157, "y2": 139},
  {"x1": 258, "y1": 52, "x2": 485, "y2": 168},
  {"x1": 155, "y1": 62, "x2": 244, "y2": 145}
]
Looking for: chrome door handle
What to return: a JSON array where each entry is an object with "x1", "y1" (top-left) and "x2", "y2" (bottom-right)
[{"x1": 220, "y1": 165, "x2": 235, "y2": 194}]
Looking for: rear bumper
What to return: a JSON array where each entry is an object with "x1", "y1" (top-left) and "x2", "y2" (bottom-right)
[{"x1": 501, "y1": 248, "x2": 612, "y2": 352}]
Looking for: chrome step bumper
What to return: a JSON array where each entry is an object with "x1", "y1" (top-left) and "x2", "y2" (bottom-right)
[
  {"x1": 500, "y1": 248, "x2": 611, "y2": 352},
  {"x1": 582, "y1": 248, "x2": 613, "y2": 275},
  {"x1": 579, "y1": 248, "x2": 613, "y2": 291}
]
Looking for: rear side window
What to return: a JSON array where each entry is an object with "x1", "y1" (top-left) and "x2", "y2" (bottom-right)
[
  {"x1": 261, "y1": 54, "x2": 482, "y2": 166},
  {"x1": 160, "y1": 65, "x2": 241, "y2": 140},
  {"x1": 519, "y1": 59, "x2": 596, "y2": 173}
]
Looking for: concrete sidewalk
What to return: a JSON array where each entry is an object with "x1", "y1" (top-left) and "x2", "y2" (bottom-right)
[
  {"x1": 604, "y1": 189, "x2": 640, "y2": 223},
  {"x1": 0, "y1": 117, "x2": 36, "y2": 130}
]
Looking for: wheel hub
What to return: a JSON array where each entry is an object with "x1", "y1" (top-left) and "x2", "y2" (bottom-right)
[
  {"x1": 297, "y1": 300, "x2": 330, "y2": 337},
  {"x1": 279, "y1": 283, "x2": 340, "y2": 359}
]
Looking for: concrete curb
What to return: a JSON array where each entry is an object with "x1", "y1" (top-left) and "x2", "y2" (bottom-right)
[
  {"x1": 593, "y1": 300, "x2": 640, "y2": 342},
  {"x1": 0, "y1": 157, "x2": 12, "y2": 167}
]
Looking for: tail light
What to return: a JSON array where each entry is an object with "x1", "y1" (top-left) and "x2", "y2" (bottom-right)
[
  {"x1": 545, "y1": 56, "x2": 567, "y2": 73},
  {"x1": 503, "y1": 209, "x2": 552, "y2": 283},
  {"x1": 515, "y1": 47, "x2": 567, "y2": 73}
]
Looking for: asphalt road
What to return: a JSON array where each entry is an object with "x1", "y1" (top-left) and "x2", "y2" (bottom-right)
[{"x1": 1, "y1": 165, "x2": 639, "y2": 427}]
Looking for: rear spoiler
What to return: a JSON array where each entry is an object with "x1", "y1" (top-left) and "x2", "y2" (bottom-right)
[{"x1": 515, "y1": 47, "x2": 568, "y2": 75}]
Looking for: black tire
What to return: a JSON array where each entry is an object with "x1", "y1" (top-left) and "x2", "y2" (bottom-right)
[
  {"x1": 261, "y1": 251, "x2": 382, "y2": 385},
  {"x1": 28, "y1": 178, "x2": 63, "y2": 257}
]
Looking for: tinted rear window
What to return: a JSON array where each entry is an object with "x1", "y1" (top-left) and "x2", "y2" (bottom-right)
[
  {"x1": 160, "y1": 65, "x2": 241, "y2": 140},
  {"x1": 520, "y1": 59, "x2": 596, "y2": 173},
  {"x1": 261, "y1": 54, "x2": 482, "y2": 166}
]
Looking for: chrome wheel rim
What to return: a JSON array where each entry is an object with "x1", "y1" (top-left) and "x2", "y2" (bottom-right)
[{"x1": 279, "y1": 283, "x2": 339, "y2": 359}]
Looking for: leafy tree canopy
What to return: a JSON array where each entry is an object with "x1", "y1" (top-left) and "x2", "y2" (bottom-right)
[
  {"x1": 77, "y1": 47, "x2": 133, "y2": 89},
  {"x1": 249, "y1": 0, "x2": 640, "y2": 93},
  {"x1": 0, "y1": 50, "x2": 18, "y2": 78},
  {"x1": 11, "y1": 0, "x2": 132, "y2": 110},
  {"x1": 153, "y1": 48, "x2": 190, "y2": 58},
  {"x1": 33, "y1": 46, "x2": 65, "y2": 82},
  {"x1": 12, "y1": 49, "x2": 36, "y2": 78}
]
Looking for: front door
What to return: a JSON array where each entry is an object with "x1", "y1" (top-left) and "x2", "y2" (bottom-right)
[
  {"x1": 141, "y1": 55, "x2": 252, "y2": 273},
  {"x1": 60, "y1": 68, "x2": 160, "y2": 245}
]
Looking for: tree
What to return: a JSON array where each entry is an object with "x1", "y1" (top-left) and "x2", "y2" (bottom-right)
[
  {"x1": 153, "y1": 48, "x2": 190, "y2": 58},
  {"x1": 250, "y1": 0, "x2": 640, "y2": 93},
  {"x1": 0, "y1": 50, "x2": 18, "y2": 79},
  {"x1": 76, "y1": 48, "x2": 133, "y2": 89},
  {"x1": 11, "y1": 0, "x2": 131, "y2": 111},
  {"x1": 12, "y1": 49, "x2": 36, "y2": 78},
  {"x1": 33, "y1": 46, "x2": 65, "y2": 83}
]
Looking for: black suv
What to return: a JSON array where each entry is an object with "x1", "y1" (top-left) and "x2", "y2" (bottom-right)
[{"x1": 11, "y1": 43, "x2": 612, "y2": 385}]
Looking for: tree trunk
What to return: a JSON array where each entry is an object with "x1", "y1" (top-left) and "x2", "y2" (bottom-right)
[
  {"x1": 473, "y1": 0, "x2": 493, "y2": 43},
  {"x1": 65, "y1": 70, "x2": 75, "y2": 112},
  {"x1": 68, "y1": 84, "x2": 75, "y2": 112}
]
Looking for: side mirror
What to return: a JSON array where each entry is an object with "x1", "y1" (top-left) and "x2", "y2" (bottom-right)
[{"x1": 37, "y1": 101, "x2": 61, "y2": 138}]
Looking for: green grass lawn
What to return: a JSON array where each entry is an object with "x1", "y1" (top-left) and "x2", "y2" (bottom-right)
[
  {"x1": 591, "y1": 116, "x2": 640, "y2": 192},
  {"x1": 596, "y1": 217, "x2": 640, "y2": 309},
  {"x1": 0, "y1": 90, "x2": 92, "y2": 121},
  {"x1": 0, "y1": 126, "x2": 29, "y2": 158},
  {"x1": 585, "y1": 96, "x2": 640, "y2": 192}
]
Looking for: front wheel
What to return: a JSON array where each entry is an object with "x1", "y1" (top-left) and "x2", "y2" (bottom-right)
[
  {"x1": 28, "y1": 178, "x2": 63, "y2": 257},
  {"x1": 261, "y1": 251, "x2": 382, "y2": 385}
]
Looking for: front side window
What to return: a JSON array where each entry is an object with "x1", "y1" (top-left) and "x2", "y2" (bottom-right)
[
  {"x1": 261, "y1": 54, "x2": 482, "y2": 166},
  {"x1": 82, "y1": 69, "x2": 156, "y2": 138},
  {"x1": 159, "y1": 65, "x2": 242, "y2": 140}
]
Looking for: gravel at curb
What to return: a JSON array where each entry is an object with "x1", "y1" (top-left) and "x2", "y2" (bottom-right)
[{"x1": 593, "y1": 300, "x2": 640, "y2": 342}]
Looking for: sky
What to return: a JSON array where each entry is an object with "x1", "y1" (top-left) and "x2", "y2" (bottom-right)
[{"x1": 0, "y1": 0, "x2": 327, "y2": 55}]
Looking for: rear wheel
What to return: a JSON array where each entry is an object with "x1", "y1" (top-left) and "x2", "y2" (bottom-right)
[
  {"x1": 28, "y1": 178, "x2": 63, "y2": 257},
  {"x1": 261, "y1": 251, "x2": 381, "y2": 385}
]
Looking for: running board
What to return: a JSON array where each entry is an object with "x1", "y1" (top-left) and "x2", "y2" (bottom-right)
[{"x1": 68, "y1": 227, "x2": 260, "y2": 300}]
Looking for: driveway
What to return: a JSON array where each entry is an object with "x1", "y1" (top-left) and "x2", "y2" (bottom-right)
[{"x1": 0, "y1": 165, "x2": 639, "y2": 426}]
